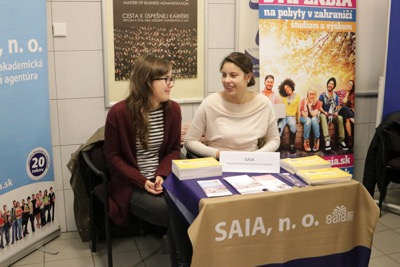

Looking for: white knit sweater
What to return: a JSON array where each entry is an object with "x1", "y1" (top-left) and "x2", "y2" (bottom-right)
[{"x1": 184, "y1": 92, "x2": 280, "y2": 158}]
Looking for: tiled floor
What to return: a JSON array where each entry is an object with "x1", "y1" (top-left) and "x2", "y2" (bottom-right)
[
  {"x1": 9, "y1": 187, "x2": 400, "y2": 267},
  {"x1": 369, "y1": 186, "x2": 400, "y2": 267}
]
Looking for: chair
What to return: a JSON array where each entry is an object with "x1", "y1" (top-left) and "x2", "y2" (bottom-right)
[
  {"x1": 82, "y1": 141, "x2": 146, "y2": 267},
  {"x1": 378, "y1": 127, "x2": 400, "y2": 215},
  {"x1": 81, "y1": 141, "x2": 114, "y2": 266}
]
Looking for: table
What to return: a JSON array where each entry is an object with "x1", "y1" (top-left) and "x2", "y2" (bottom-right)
[{"x1": 163, "y1": 173, "x2": 379, "y2": 267}]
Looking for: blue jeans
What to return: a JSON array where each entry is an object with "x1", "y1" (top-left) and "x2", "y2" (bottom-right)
[
  {"x1": 12, "y1": 220, "x2": 18, "y2": 242},
  {"x1": 300, "y1": 116, "x2": 320, "y2": 140},
  {"x1": 17, "y1": 218, "x2": 22, "y2": 239},
  {"x1": 339, "y1": 105, "x2": 354, "y2": 120},
  {"x1": 0, "y1": 227, "x2": 3, "y2": 247},
  {"x1": 278, "y1": 116, "x2": 297, "y2": 136},
  {"x1": 2, "y1": 225, "x2": 10, "y2": 245}
]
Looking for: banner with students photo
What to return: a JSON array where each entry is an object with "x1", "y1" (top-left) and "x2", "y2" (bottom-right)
[
  {"x1": 259, "y1": 0, "x2": 356, "y2": 174},
  {"x1": 0, "y1": 1, "x2": 59, "y2": 265}
]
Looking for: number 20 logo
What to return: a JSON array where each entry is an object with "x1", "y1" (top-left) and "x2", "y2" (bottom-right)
[{"x1": 26, "y1": 147, "x2": 50, "y2": 180}]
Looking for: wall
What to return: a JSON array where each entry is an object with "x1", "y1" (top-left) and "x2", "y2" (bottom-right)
[{"x1": 47, "y1": 0, "x2": 387, "y2": 232}]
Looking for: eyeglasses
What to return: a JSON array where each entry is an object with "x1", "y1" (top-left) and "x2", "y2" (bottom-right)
[{"x1": 154, "y1": 77, "x2": 175, "y2": 85}]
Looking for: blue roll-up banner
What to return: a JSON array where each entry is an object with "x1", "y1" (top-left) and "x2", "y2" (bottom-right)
[
  {"x1": 382, "y1": 0, "x2": 400, "y2": 121},
  {"x1": 0, "y1": 1, "x2": 59, "y2": 265}
]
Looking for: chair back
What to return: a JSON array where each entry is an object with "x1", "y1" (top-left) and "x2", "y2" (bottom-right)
[
  {"x1": 383, "y1": 128, "x2": 400, "y2": 183},
  {"x1": 82, "y1": 141, "x2": 109, "y2": 185},
  {"x1": 384, "y1": 127, "x2": 400, "y2": 157},
  {"x1": 81, "y1": 141, "x2": 111, "y2": 207},
  {"x1": 90, "y1": 142, "x2": 108, "y2": 172}
]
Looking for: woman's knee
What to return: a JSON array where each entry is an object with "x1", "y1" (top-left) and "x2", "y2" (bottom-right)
[{"x1": 302, "y1": 117, "x2": 310, "y2": 125}]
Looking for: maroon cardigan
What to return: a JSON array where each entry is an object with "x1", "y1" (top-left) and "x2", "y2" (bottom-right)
[{"x1": 105, "y1": 100, "x2": 181, "y2": 225}]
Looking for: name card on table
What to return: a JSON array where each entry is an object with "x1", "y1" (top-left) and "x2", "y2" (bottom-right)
[{"x1": 219, "y1": 151, "x2": 280, "y2": 173}]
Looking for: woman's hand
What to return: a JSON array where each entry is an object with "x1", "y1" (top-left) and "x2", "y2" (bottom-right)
[{"x1": 144, "y1": 176, "x2": 164, "y2": 195}]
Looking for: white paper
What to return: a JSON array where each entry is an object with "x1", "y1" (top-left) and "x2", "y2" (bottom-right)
[{"x1": 219, "y1": 151, "x2": 280, "y2": 173}]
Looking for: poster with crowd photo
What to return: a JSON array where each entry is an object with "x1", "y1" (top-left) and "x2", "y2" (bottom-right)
[
  {"x1": 259, "y1": 0, "x2": 356, "y2": 174},
  {"x1": 104, "y1": 0, "x2": 204, "y2": 106},
  {"x1": 0, "y1": 1, "x2": 59, "y2": 265}
]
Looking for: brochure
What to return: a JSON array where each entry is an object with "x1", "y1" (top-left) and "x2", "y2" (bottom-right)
[
  {"x1": 197, "y1": 179, "x2": 233, "y2": 197},
  {"x1": 172, "y1": 157, "x2": 222, "y2": 180},
  {"x1": 280, "y1": 155, "x2": 331, "y2": 174},
  {"x1": 296, "y1": 167, "x2": 352, "y2": 185},
  {"x1": 252, "y1": 174, "x2": 293, "y2": 192},
  {"x1": 223, "y1": 175, "x2": 265, "y2": 194}
]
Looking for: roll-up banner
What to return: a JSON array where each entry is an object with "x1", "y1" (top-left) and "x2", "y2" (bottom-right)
[
  {"x1": 0, "y1": 1, "x2": 60, "y2": 265},
  {"x1": 259, "y1": 0, "x2": 356, "y2": 174}
]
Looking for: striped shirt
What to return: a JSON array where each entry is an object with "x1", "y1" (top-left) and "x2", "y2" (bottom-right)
[{"x1": 136, "y1": 108, "x2": 164, "y2": 180}]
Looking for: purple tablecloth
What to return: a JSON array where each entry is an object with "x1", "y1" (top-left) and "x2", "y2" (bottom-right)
[{"x1": 163, "y1": 170, "x2": 306, "y2": 223}]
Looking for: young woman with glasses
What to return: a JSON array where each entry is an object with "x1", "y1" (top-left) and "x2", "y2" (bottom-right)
[{"x1": 105, "y1": 54, "x2": 191, "y2": 266}]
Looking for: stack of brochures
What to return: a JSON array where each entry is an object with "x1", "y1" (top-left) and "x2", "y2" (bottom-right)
[
  {"x1": 296, "y1": 167, "x2": 352, "y2": 185},
  {"x1": 172, "y1": 157, "x2": 222, "y2": 180},
  {"x1": 223, "y1": 175, "x2": 265, "y2": 194},
  {"x1": 197, "y1": 179, "x2": 232, "y2": 197},
  {"x1": 280, "y1": 155, "x2": 331, "y2": 174}
]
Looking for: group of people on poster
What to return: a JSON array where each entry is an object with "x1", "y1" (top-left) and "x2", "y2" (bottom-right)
[
  {"x1": 0, "y1": 188, "x2": 55, "y2": 248},
  {"x1": 114, "y1": 26, "x2": 197, "y2": 80},
  {"x1": 262, "y1": 75, "x2": 355, "y2": 154}
]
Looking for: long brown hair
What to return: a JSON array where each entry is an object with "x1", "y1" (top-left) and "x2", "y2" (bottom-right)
[{"x1": 126, "y1": 54, "x2": 171, "y2": 149}]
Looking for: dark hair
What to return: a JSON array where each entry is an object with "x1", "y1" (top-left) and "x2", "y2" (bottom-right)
[
  {"x1": 126, "y1": 54, "x2": 172, "y2": 149},
  {"x1": 348, "y1": 79, "x2": 355, "y2": 91},
  {"x1": 278, "y1": 78, "x2": 295, "y2": 97},
  {"x1": 265, "y1": 74, "x2": 274, "y2": 81},
  {"x1": 327, "y1": 77, "x2": 337, "y2": 89},
  {"x1": 346, "y1": 80, "x2": 355, "y2": 108},
  {"x1": 220, "y1": 52, "x2": 255, "y2": 87}
]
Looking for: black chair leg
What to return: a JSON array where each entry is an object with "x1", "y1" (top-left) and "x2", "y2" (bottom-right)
[
  {"x1": 89, "y1": 194, "x2": 97, "y2": 252},
  {"x1": 105, "y1": 209, "x2": 113, "y2": 267},
  {"x1": 378, "y1": 196, "x2": 383, "y2": 217},
  {"x1": 378, "y1": 186, "x2": 388, "y2": 217}
]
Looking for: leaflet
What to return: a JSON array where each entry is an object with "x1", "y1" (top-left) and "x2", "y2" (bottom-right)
[
  {"x1": 251, "y1": 174, "x2": 293, "y2": 192},
  {"x1": 197, "y1": 179, "x2": 233, "y2": 198},
  {"x1": 224, "y1": 175, "x2": 266, "y2": 194}
]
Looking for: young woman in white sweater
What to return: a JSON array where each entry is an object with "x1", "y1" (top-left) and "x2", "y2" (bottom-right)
[{"x1": 185, "y1": 52, "x2": 280, "y2": 159}]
